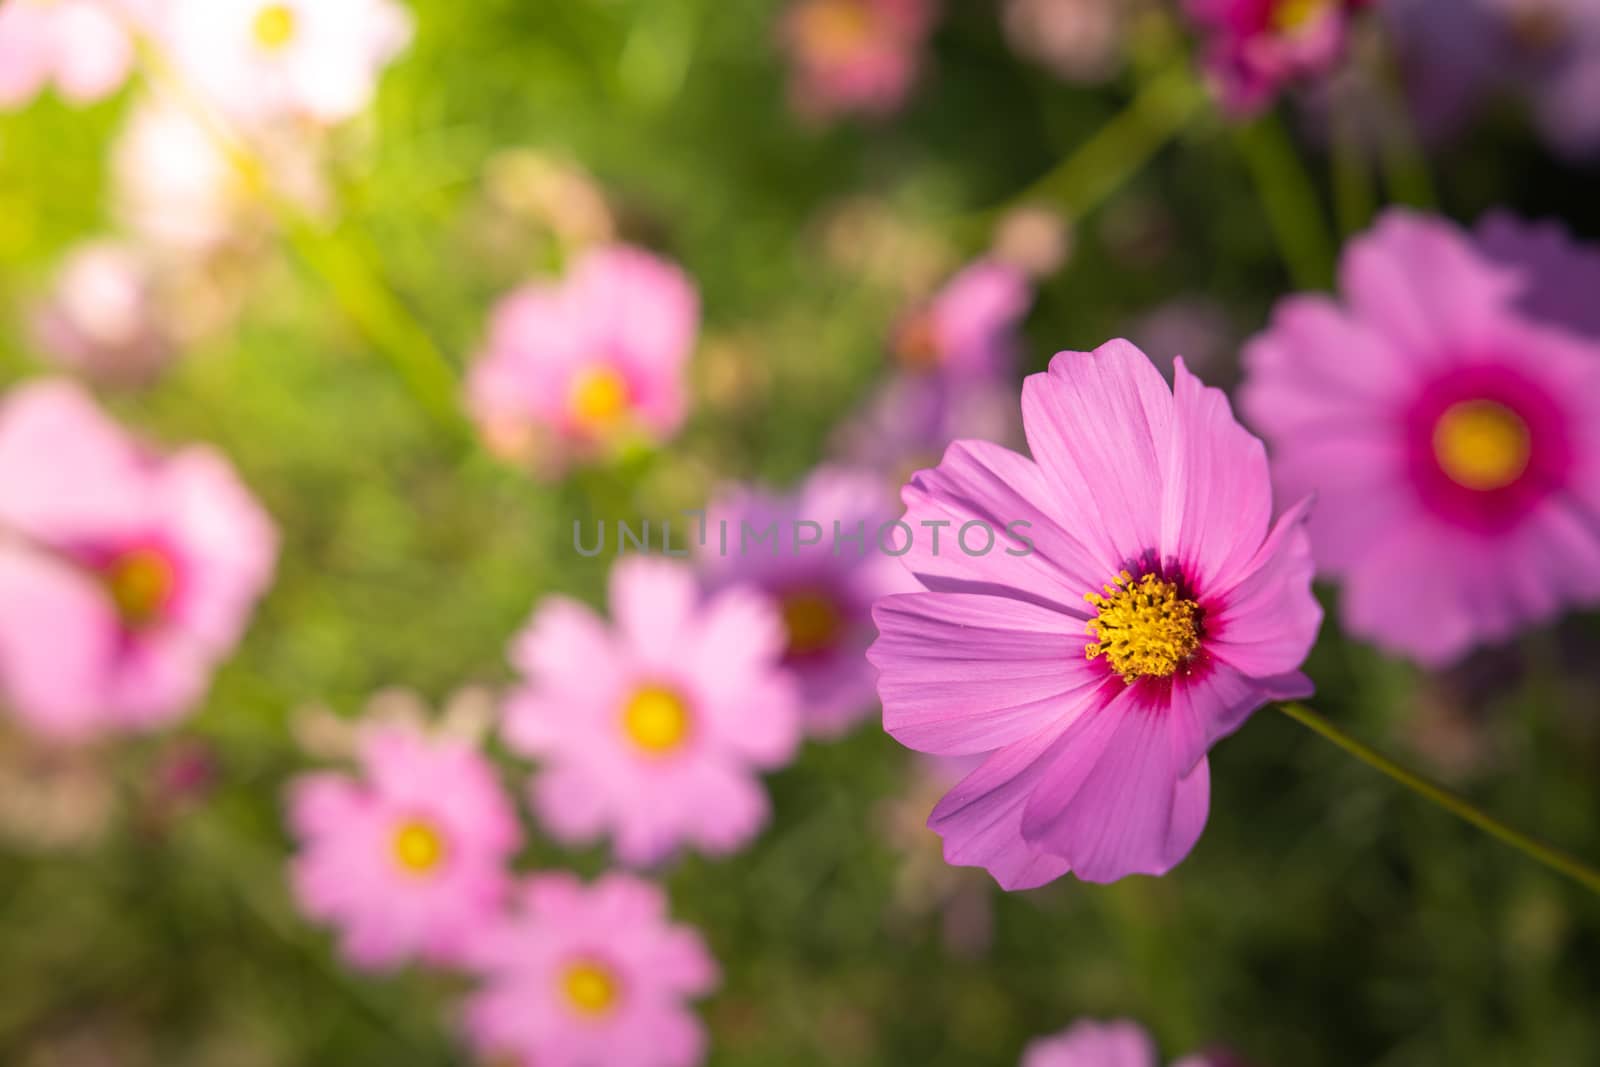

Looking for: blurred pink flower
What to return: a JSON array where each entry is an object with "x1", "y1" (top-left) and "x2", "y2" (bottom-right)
[
  {"x1": 462, "y1": 872, "x2": 717, "y2": 1067},
  {"x1": 870, "y1": 341, "x2": 1320, "y2": 888},
  {"x1": 891, "y1": 259, "x2": 1032, "y2": 380},
  {"x1": 835, "y1": 373, "x2": 1023, "y2": 492},
  {"x1": 1185, "y1": 0, "x2": 1371, "y2": 115},
  {"x1": 700, "y1": 467, "x2": 915, "y2": 737},
  {"x1": 287, "y1": 721, "x2": 520, "y2": 971},
  {"x1": 0, "y1": 380, "x2": 277, "y2": 742},
  {"x1": 1475, "y1": 212, "x2": 1600, "y2": 342},
  {"x1": 503, "y1": 557, "x2": 800, "y2": 866},
  {"x1": 1241, "y1": 210, "x2": 1600, "y2": 666},
  {"x1": 0, "y1": 0, "x2": 137, "y2": 109},
  {"x1": 1022, "y1": 1019, "x2": 1158, "y2": 1067},
  {"x1": 780, "y1": 0, "x2": 937, "y2": 121},
  {"x1": 1004, "y1": 0, "x2": 1130, "y2": 84},
  {"x1": 467, "y1": 245, "x2": 699, "y2": 474},
  {"x1": 162, "y1": 0, "x2": 413, "y2": 125},
  {"x1": 33, "y1": 242, "x2": 177, "y2": 386}
]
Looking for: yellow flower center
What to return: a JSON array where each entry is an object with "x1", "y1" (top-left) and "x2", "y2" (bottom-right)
[
  {"x1": 1432, "y1": 399, "x2": 1530, "y2": 491},
  {"x1": 391, "y1": 819, "x2": 447, "y2": 874},
  {"x1": 1085, "y1": 571, "x2": 1202, "y2": 684},
  {"x1": 569, "y1": 366, "x2": 631, "y2": 430},
  {"x1": 105, "y1": 547, "x2": 176, "y2": 628},
  {"x1": 252, "y1": 3, "x2": 298, "y2": 49},
  {"x1": 781, "y1": 589, "x2": 843, "y2": 657},
  {"x1": 561, "y1": 960, "x2": 621, "y2": 1017},
  {"x1": 1271, "y1": 0, "x2": 1331, "y2": 32},
  {"x1": 622, "y1": 685, "x2": 692, "y2": 754},
  {"x1": 799, "y1": 0, "x2": 874, "y2": 60}
]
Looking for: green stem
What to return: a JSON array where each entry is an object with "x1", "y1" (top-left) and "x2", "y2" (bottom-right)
[
  {"x1": 1234, "y1": 117, "x2": 1336, "y2": 290},
  {"x1": 1010, "y1": 62, "x2": 1207, "y2": 221},
  {"x1": 1278, "y1": 702, "x2": 1600, "y2": 896},
  {"x1": 1330, "y1": 109, "x2": 1375, "y2": 237}
]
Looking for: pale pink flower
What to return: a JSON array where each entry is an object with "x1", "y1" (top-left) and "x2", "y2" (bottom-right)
[
  {"x1": 1023, "y1": 1019, "x2": 1158, "y2": 1067},
  {"x1": 0, "y1": 380, "x2": 278, "y2": 741},
  {"x1": 162, "y1": 0, "x2": 413, "y2": 125},
  {"x1": 503, "y1": 557, "x2": 801, "y2": 867},
  {"x1": 33, "y1": 242, "x2": 176, "y2": 386},
  {"x1": 780, "y1": 0, "x2": 938, "y2": 121},
  {"x1": 0, "y1": 0, "x2": 137, "y2": 109},
  {"x1": 463, "y1": 872, "x2": 717, "y2": 1067},
  {"x1": 288, "y1": 721, "x2": 520, "y2": 970},
  {"x1": 467, "y1": 245, "x2": 700, "y2": 474},
  {"x1": 891, "y1": 259, "x2": 1033, "y2": 380}
]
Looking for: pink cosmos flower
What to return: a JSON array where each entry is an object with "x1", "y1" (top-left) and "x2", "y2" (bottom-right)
[
  {"x1": 869, "y1": 340, "x2": 1321, "y2": 888},
  {"x1": 33, "y1": 242, "x2": 176, "y2": 386},
  {"x1": 891, "y1": 259, "x2": 1033, "y2": 381},
  {"x1": 836, "y1": 373, "x2": 1023, "y2": 492},
  {"x1": 462, "y1": 872, "x2": 717, "y2": 1067},
  {"x1": 700, "y1": 466, "x2": 915, "y2": 737},
  {"x1": 0, "y1": 380, "x2": 277, "y2": 742},
  {"x1": 503, "y1": 557, "x2": 800, "y2": 866},
  {"x1": 780, "y1": 0, "x2": 938, "y2": 121},
  {"x1": 162, "y1": 0, "x2": 413, "y2": 125},
  {"x1": 1184, "y1": 0, "x2": 1371, "y2": 115},
  {"x1": 1241, "y1": 210, "x2": 1600, "y2": 666},
  {"x1": 0, "y1": 0, "x2": 137, "y2": 109},
  {"x1": 466, "y1": 245, "x2": 699, "y2": 474},
  {"x1": 1022, "y1": 1019, "x2": 1158, "y2": 1067},
  {"x1": 287, "y1": 721, "x2": 520, "y2": 970}
]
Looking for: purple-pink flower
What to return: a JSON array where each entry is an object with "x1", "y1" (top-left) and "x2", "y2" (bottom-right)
[
  {"x1": 780, "y1": 0, "x2": 938, "y2": 121},
  {"x1": 287, "y1": 721, "x2": 521, "y2": 970},
  {"x1": 1241, "y1": 210, "x2": 1600, "y2": 666},
  {"x1": 1021, "y1": 1018, "x2": 1245, "y2": 1067},
  {"x1": 891, "y1": 259, "x2": 1032, "y2": 381},
  {"x1": 0, "y1": 381, "x2": 277, "y2": 741},
  {"x1": 1184, "y1": 0, "x2": 1371, "y2": 115},
  {"x1": 467, "y1": 245, "x2": 699, "y2": 474},
  {"x1": 870, "y1": 341, "x2": 1321, "y2": 888},
  {"x1": 0, "y1": 0, "x2": 138, "y2": 109},
  {"x1": 503, "y1": 557, "x2": 800, "y2": 866},
  {"x1": 462, "y1": 872, "x2": 717, "y2": 1067},
  {"x1": 701, "y1": 466, "x2": 914, "y2": 737}
]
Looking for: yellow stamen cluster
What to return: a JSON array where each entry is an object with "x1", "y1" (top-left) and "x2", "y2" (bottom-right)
[
  {"x1": 1271, "y1": 0, "x2": 1331, "y2": 33},
  {"x1": 561, "y1": 960, "x2": 621, "y2": 1017},
  {"x1": 622, "y1": 685, "x2": 692, "y2": 754},
  {"x1": 781, "y1": 590, "x2": 842, "y2": 658},
  {"x1": 392, "y1": 819, "x2": 447, "y2": 874},
  {"x1": 106, "y1": 548, "x2": 176, "y2": 628},
  {"x1": 799, "y1": 0, "x2": 874, "y2": 59},
  {"x1": 569, "y1": 365, "x2": 631, "y2": 429},
  {"x1": 1432, "y1": 399, "x2": 1531, "y2": 491},
  {"x1": 1085, "y1": 571, "x2": 1202, "y2": 684},
  {"x1": 252, "y1": 4, "x2": 298, "y2": 49}
]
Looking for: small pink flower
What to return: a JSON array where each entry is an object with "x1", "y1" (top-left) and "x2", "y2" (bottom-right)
[
  {"x1": 287, "y1": 721, "x2": 521, "y2": 971},
  {"x1": 0, "y1": 0, "x2": 137, "y2": 109},
  {"x1": 891, "y1": 259, "x2": 1032, "y2": 380},
  {"x1": 467, "y1": 245, "x2": 699, "y2": 474},
  {"x1": 1185, "y1": 0, "x2": 1371, "y2": 115},
  {"x1": 870, "y1": 341, "x2": 1321, "y2": 888},
  {"x1": 780, "y1": 0, "x2": 938, "y2": 121},
  {"x1": 33, "y1": 242, "x2": 176, "y2": 386},
  {"x1": 700, "y1": 467, "x2": 915, "y2": 737},
  {"x1": 162, "y1": 0, "x2": 413, "y2": 125},
  {"x1": 0, "y1": 381, "x2": 277, "y2": 742},
  {"x1": 462, "y1": 872, "x2": 717, "y2": 1067},
  {"x1": 503, "y1": 557, "x2": 800, "y2": 866},
  {"x1": 1022, "y1": 1019, "x2": 1158, "y2": 1067},
  {"x1": 1241, "y1": 210, "x2": 1600, "y2": 666}
]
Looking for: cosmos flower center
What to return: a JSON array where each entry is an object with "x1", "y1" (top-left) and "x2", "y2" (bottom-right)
[
  {"x1": 252, "y1": 3, "x2": 298, "y2": 50},
  {"x1": 1270, "y1": 0, "x2": 1330, "y2": 33},
  {"x1": 391, "y1": 818, "x2": 447, "y2": 874},
  {"x1": 798, "y1": 0, "x2": 875, "y2": 60},
  {"x1": 569, "y1": 366, "x2": 631, "y2": 429},
  {"x1": 622, "y1": 685, "x2": 692, "y2": 754},
  {"x1": 104, "y1": 547, "x2": 177, "y2": 628},
  {"x1": 1085, "y1": 571, "x2": 1202, "y2": 684},
  {"x1": 781, "y1": 589, "x2": 843, "y2": 658},
  {"x1": 1432, "y1": 399, "x2": 1530, "y2": 491},
  {"x1": 560, "y1": 959, "x2": 621, "y2": 1017},
  {"x1": 893, "y1": 311, "x2": 944, "y2": 372}
]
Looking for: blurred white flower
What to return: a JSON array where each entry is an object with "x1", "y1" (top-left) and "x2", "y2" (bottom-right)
[
  {"x1": 161, "y1": 0, "x2": 414, "y2": 125},
  {"x1": 32, "y1": 242, "x2": 176, "y2": 386},
  {"x1": 1003, "y1": 0, "x2": 1130, "y2": 84}
]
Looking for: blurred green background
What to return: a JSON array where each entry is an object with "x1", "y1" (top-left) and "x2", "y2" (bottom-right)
[{"x1": 1, "y1": 1, "x2": 1598, "y2": 1065}]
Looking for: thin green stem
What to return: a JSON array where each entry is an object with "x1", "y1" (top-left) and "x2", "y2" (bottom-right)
[
  {"x1": 1330, "y1": 109, "x2": 1376, "y2": 237},
  {"x1": 1007, "y1": 61, "x2": 1207, "y2": 221},
  {"x1": 1233, "y1": 117, "x2": 1336, "y2": 290},
  {"x1": 1278, "y1": 702, "x2": 1600, "y2": 896}
]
